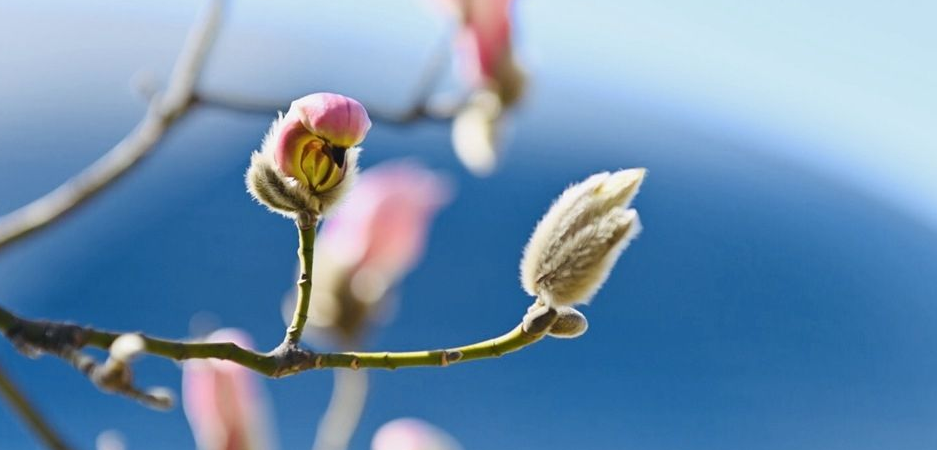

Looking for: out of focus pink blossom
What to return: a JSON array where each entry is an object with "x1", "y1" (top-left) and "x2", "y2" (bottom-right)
[
  {"x1": 319, "y1": 161, "x2": 451, "y2": 283},
  {"x1": 297, "y1": 161, "x2": 451, "y2": 340},
  {"x1": 431, "y1": 0, "x2": 524, "y2": 176},
  {"x1": 433, "y1": 0, "x2": 515, "y2": 88},
  {"x1": 371, "y1": 418, "x2": 462, "y2": 450},
  {"x1": 182, "y1": 329, "x2": 276, "y2": 450},
  {"x1": 460, "y1": 0, "x2": 514, "y2": 83}
]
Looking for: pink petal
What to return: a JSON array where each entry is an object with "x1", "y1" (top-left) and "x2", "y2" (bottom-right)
[
  {"x1": 182, "y1": 329, "x2": 277, "y2": 450},
  {"x1": 292, "y1": 92, "x2": 372, "y2": 148},
  {"x1": 320, "y1": 161, "x2": 451, "y2": 282}
]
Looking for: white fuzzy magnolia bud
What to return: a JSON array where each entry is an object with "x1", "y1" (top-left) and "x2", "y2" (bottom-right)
[
  {"x1": 547, "y1": 307, "x2": 589, "y2": 338},
  {"x1": 246, "y1": 145, "x2": 359, "y2": 218},
  {"x1": 521, "y1": 169, "x2": 645, "y2": 307},
  {"x1": 451, "y1": 89, "x2": 502, "y2": 176}
]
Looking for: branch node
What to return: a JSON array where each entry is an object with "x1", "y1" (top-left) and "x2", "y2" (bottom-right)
[{"x1": 445, "y1": 350, "x2": 463, "y2": 364}]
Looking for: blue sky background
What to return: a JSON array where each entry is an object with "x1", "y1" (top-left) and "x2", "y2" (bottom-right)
[{"x1": 1, "y1": 1, "x2": 936, "y2": 449}]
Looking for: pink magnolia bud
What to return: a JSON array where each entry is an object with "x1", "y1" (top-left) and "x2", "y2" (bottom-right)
[
  {"x1": 460, "y1": 0, "x2": 513, "y2": 83},
  {"x1": 273, "y1": 93, "x2": 372, "y2": 192},
  {"x1": 182, "y1": 329, "x2": 276, "y2": 450},
  {"x1": 372, "y1": 418, "x2": 462, "y2": 450},
  {"x1": 435, "y1": 0, "x2": 523, "y2": 100},
  {"x1": 297, "y1": 161, "x2": 452, "y2": 340}
]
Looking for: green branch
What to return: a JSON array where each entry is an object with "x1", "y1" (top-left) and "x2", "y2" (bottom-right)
[
  {"x1": 283, "y1": 218, "x2": 317, "y2": 347},
  {"x1": 0, "y1": 303, "x2": 557, "y2": 378}
]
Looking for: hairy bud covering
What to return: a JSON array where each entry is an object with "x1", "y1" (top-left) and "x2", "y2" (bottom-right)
[
  {"x1": 547, "y1": 307, "x2": 589, "y2": 338},
  {"x1": 246, "y1": 93, "x2": 369, "y2": 217},
  {"x1": 521, "y1": 169, "x2": 645, "y2": 307}
]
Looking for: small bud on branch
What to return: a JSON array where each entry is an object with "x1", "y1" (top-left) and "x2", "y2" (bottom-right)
[{"x1": 247, "y1": 93, "x2": 371, "y2": 217}]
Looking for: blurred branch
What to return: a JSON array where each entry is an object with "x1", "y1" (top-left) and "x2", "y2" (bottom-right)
[
  {"x1": 311, "y1": 369, "x2": 368, "y2": 450},
  {"x1": 0, "y1": 358, "x2": 74, "y2": 450},
  {"x1": 191, "y1": 31, "x2": 460, "y2": 126},
  {"x1": 0, "y1": 302, "x2": 557, "y2": 379},
  {"x1": 62, "y1": 348, "x2": 172, "y2": 411},
  {"x1": 0, "y1": 0, "x2": 227, "y2": 251}
]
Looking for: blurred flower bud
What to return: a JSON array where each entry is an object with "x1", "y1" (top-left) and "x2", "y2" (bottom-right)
[
  {"x1": 286, "y1": 92, "x2": 371, "y2": 149},
  {"x1": 97, "y1": 334, "x2": 147, "y2": 396},
  {"x1": 432, "y1": 0, "x2": 526, "y2": 176},
  {"x1": 284, "y1": 161, "x2": 451, "y2": 343},
  {"x1": 144, "y1": 387, "x2": 175, "y2": 411},
  {"x1": 183, "y1": 329, "x2": 277, "y2": 450},
  {"x1": 109, "y1": 334, "x2": 145, "y2": 363},
  {"x1": 246, "y1": 93, "x2": 370, "y2": 217},
  {"x1": 547, "y1": 307, "x2": 589, "y2": 338},
  {"x1": 521, "y1": 169, "x2": 645, "y2": 307},
  {"x1": 451, "y1": 90, "x2": 501, "y2": 176},
  {"x1": 443, "y1": 0, "x2": 526, "y2": 103},
  {"x1": 96, "y1": 430, "x2": 126, "y2": 450},
  {"x1": 372, "y1": 418, "x2": 462, "y2": 450}
]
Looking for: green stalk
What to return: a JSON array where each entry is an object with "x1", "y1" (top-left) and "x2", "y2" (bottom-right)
[
  {"x1": 283, "y1": 220, "x2": 317, "y2": 346},
  {"x1": 0, "y1": 304, "x2": 557, "y2": 377}
]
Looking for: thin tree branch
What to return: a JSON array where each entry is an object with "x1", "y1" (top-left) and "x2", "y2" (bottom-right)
[
  {"x1": 62, "y1": 347, "x2": 172, "y2": 411},
  {"x1": 0, "y1": 0, "x2": 227, "y2": 251},
  {"x1": 192, "y1": 30, "x2": 459, "y2": 126},
  {"x1": 0, "y1": 303, "x2": 558, "y2": 378},
  {"x1": 0, "y1": 358, "x2": 73, "y2": 450}
]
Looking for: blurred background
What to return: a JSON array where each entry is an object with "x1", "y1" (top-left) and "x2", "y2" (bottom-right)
[{"x1": 1, "y1": 0, "x2": 936, "y2": 449}]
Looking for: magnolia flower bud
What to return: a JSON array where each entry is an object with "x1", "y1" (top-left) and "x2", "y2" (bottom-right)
[
  {"x1": 372, "y1": 418, "x2": 462, "y2": 450},
  {"x1": 183, "y1": 329, "x2": 277, "y2": 450},
  {"x1": 451, "y1": 90, "x2": 501, "y2": 176},
  {"x1": 547, "y1": 307, "x2": 589, "y2": 338},
  {"x1": 283, "y1": 162, "x2": 452, "y2": 343},
  {"x1": 521, "y1": 169, "x2": 645, "y2": 307},
  {"x1": 274, "y1": 93, "x2": 370, "y2": 189},
  {"x1": 285, "y1": 92, "x2": 371, "y2": 149},
  {"x1": 246, "y1": 93, "x2": 370, "y2": 217},
  {"x1": 433, "y1": 0, "x2": 526, "y2": 177},
  {"x1": 96, "y1": 430, "x2": 126, "y2": 450},
  {"x1": 442, "y1": 0, "x2": 525, "y2": 104}
]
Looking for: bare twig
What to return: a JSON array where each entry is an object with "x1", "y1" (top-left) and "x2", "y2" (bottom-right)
[
  {"x1": 0, "y1": 358, "x2": 74, "y2": 450},
  {"x1": 192, "y1": 31, "x2": 458, "y2": 126},
  {"x1": 0, "y1": 0, "x2": 227, "y2": 251},
  {"x1": 63, "y1": 349, "x2": 172, "y2": 411}
]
